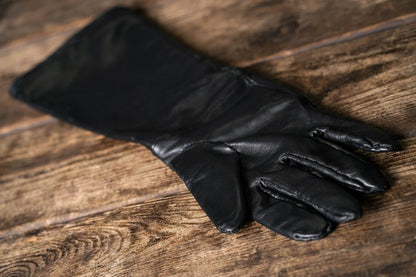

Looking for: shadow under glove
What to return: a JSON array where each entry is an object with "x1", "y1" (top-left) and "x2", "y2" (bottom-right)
[{"x1": 10, "y1": 7, "x2": 401, "y2": 241}]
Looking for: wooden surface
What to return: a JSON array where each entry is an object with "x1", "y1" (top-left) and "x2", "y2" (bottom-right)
[{"x1": 0, "y1": 0, "x2": 415, "y2": 276}]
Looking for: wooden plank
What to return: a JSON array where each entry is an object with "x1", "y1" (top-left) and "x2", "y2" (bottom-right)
[
  {"x1": 0, "y1": 5, "x2": 415, "y2": 274},
  {"x1": 1, "y1": 0, "x2": 415, "y2": 62},
  {"x1": 0, "y1": 121, "x2": 185, "y2": 237},
  {"x1": 250, "y1": 22, "x2": 416, "y2": 138},
  {"x1": 0, "y1": 19, "x2": 414, "y2": 240},
  {"x1": 0, "y1": 0, "x2": 152, "y2": 48},
  {"x1": 2, "y1": 0, "x2": 416, "y2": 75},
  {"x1": 1, "y1": 0, "x2": 415, "y2": 129},
  {"x1": 0, "y1": 137, "x2": 414, "y2": 276}
]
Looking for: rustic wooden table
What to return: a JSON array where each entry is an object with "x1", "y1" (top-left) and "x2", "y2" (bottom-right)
[{"x1": 1, "y1": 0, "x2": 415, "y2": 276}]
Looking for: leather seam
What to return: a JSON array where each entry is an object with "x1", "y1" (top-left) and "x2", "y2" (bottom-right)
[
  {"x1": 259, "y1": 178, "x2": 347, "y2": 220},
  {"x1": 311, "y1": 136, "x2": 364, "y2": 160},
  {"x1": 311, "y1": 127, "x2": 396, "y2": 151},
  {"x1": 172, "y1": 140, "x2": 241, "y2": 161},
  {"x1": 279, "y1": 152, "x2": 364, "y2": 190},
  {"x1": 258, "y1": 181, "x2": 306, "y2": 209}
]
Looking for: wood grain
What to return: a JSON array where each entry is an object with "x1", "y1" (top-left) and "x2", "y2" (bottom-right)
[
  {"x1": 1, "y1": 0, "x2": 415, "y2": 62},
  {"x1": 1, "y1": 0, "x2": 415, "y2": 129},
  {"x1": 251, "y1": 21, "x2": 416, "y2": 138},
  {"x1": 0, "y1": 0, "x2": 150, "y2": 48},
  {"x1": 0, "y1": 10, "x2": 414, "y2": 240},
  {"x1": 0, "y1": 137, "x2": 414, "y2": 276},
  {"x1": 0, "y1": 122, "x2": 185, "y2": 238},
  {"x1": 0, "y1": 0, "x2": 415, "y2": 276}
]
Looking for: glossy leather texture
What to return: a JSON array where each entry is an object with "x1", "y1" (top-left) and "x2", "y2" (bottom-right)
[{"x1": 10, "y1": 7, "x2": 401, "y2": 241}]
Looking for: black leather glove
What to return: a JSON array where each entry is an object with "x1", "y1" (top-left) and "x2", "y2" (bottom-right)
[{"x1": 10, "y1": 7, "x2": 400, "y2": 240}]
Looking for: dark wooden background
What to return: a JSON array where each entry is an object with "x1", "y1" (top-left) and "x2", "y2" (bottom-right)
[{"x1": 0, "y1": 0, "x2": 415, "y2": 276}]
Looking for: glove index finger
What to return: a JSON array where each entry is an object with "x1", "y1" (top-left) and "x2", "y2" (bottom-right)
[{"x1": 311, "y1": 114, "x2": 401, "y2": 152}]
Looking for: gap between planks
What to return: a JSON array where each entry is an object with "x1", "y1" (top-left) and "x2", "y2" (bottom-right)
[{"x1": 1, "y1": 12, "x2": 415, "y2": 137}]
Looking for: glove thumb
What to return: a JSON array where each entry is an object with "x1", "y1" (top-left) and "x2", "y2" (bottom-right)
[{"x1": 170, "y1": 143, "x2": 247, "y2": 233}]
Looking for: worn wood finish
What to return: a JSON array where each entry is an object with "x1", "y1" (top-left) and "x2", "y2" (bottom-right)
[
  {"x1": 0, "y1": 137, "x2": 414, "y2": 276},
  {"x1": 2, "y1": 0, "x2": 415, "y2": 57},
  {"x1": 1, "y1": 16, "x2": 415, "y2": 240},
  {"x1": 250, "y1": 22, "x2": 416, "y2": 138},
  {"x1": 0, "y1": 0, "x2": 415, "y2": 276},
  {"x1": 1, "y1": 0, "x2": 415, "y2": 129},
  {"x1": 0, "y1": 122, "x2": 185, "y2": 238}
]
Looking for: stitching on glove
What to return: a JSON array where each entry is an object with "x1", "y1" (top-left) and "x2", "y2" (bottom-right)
[
  {"x1": 310, "y1": 127, "x2": 395, "y2": 151},
  {"x1": 258, "y1": 181, "x2": 306, "y2": 209},
  {"x1": 312, "y1": 136, "x2": 365, "y2": 160},
  {"x1": 259, "y1": 178, "x2": 349, "y2": 220},
  {"x1": 279, "y1": 152, "x2": 366, "y2": 191},
  {"x1": 172, "y1": 140, "x2": 241, "y2": 161}
]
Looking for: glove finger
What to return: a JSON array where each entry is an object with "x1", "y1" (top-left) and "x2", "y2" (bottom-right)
[
  {"x1": 170, "y1": 143, "x2": 247, "y2": 234},
  {"x1": 249, "y1": 186, "x2": 334, "y2": 241},
  {"x1": 282, "y1": 138, "x2": 390, "y2": 193},
  {"x1": 254, "y1": 165, "x2": 361, "y2": 223},
  {"x1": 311, "y1": 113, "x2": 401, "y2": 152}
]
